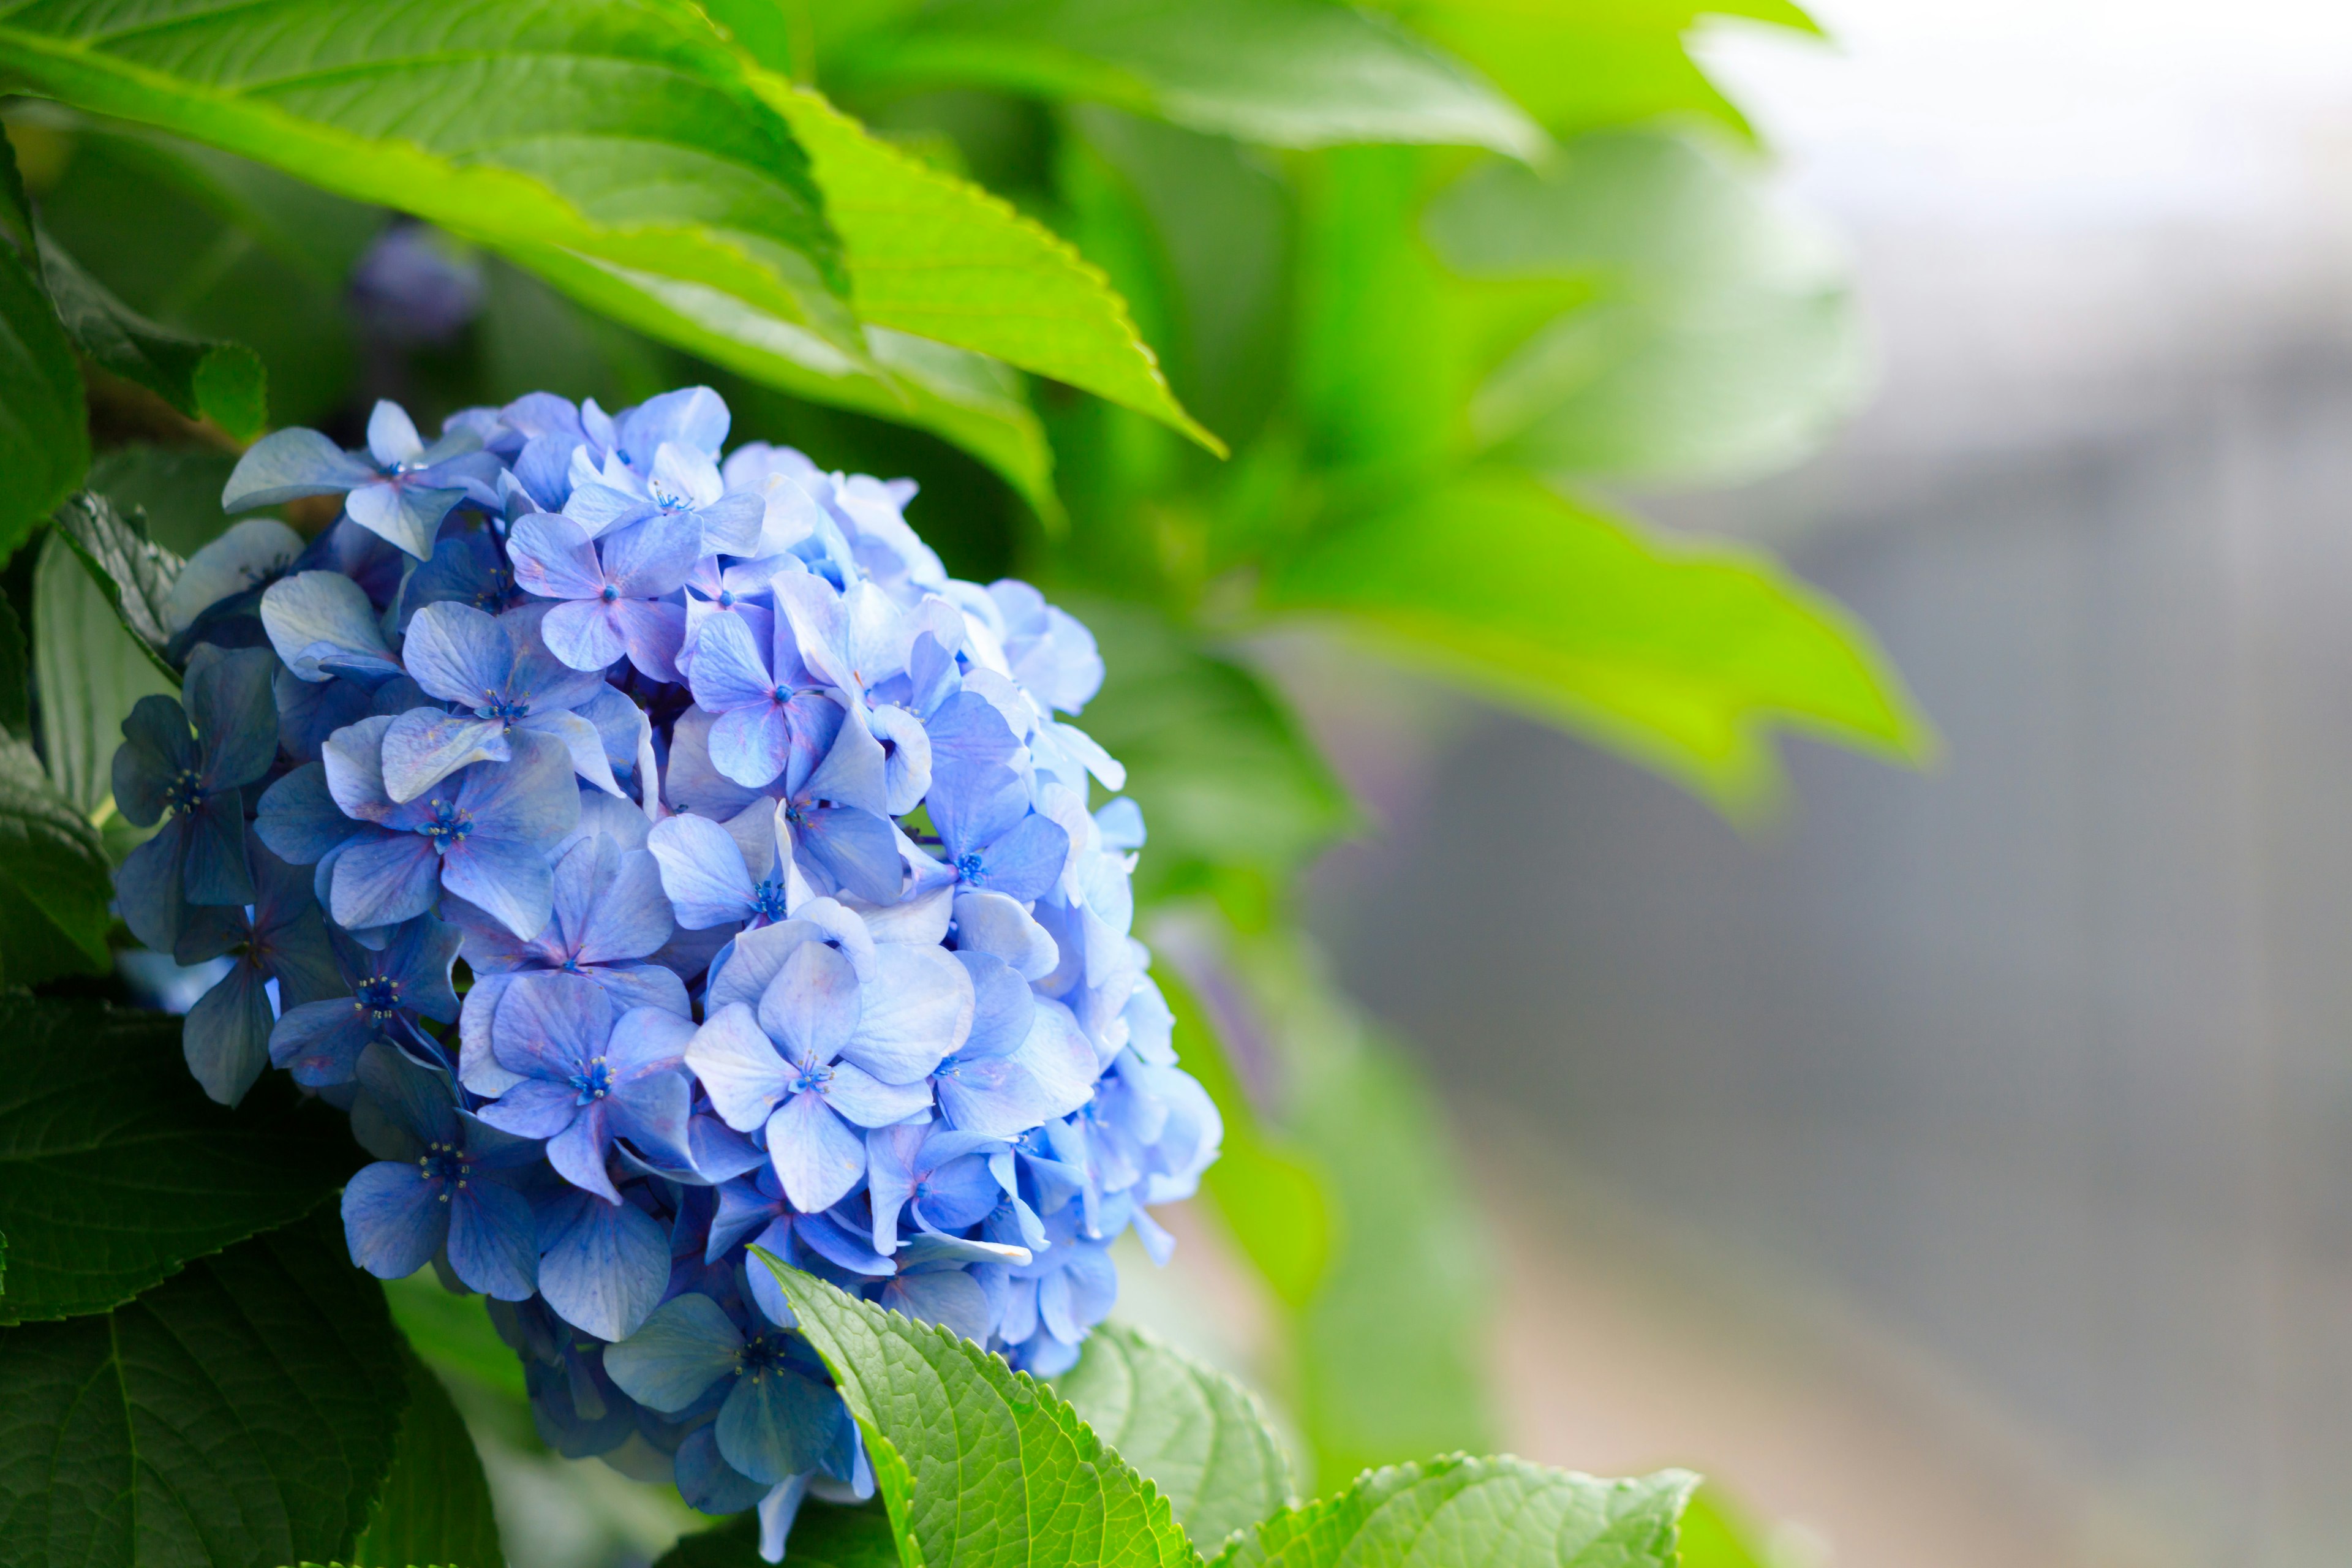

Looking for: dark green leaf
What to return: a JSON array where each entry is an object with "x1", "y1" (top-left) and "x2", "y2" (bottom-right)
[
  {"x1": 0, "y1": 0, "x2": 853, "y2": 347},
  {"x1": 654, "y1": 1503, "x2": 899, "y2": 1568},
  {"x1": 0, "y1": 997, "x2": 362, "y2": 1324},
  {"x1": 0, "y1": 595, "x2": 26, "y2": 741},
  {"x1": 0, "y1": 1207, "x2": 408, "y2": 1568},
  {"x1": 0, "y1": 732, "x2": 113, "y2": 987},
  {"x1": 36, "y1": 230, "x2": 266, "y2": 439},
  {"x1": 0, "y1": 159, "x2": 86, "y2": 568},
  {"x1": 1261, "y1": 471, "x2": 1931, "y2": 813},
  {"x1": 1055, "y1": 1325, "x2": 1293, "y2": 1551},
  {"x1": 32, "y1": 529, "x2": 174, "y2": 817},
  {"x1": 348, "y1": 1338, "x2": 505, "y2": 1568},
  {"x1": 835, "y1": 0, "x2": 1544, "y2": 158},
  {"x1": 758, "y1": 1256, "x2": 1196, "y2": 1568},
  {"x1": 48, "y1": 491, "x2": 181, "y2": 679},
  {"x1": 1212, "y1": 1457, "x2": 1695, "y2": 1568}
]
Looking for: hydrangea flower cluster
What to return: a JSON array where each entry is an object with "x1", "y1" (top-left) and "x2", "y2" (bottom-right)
[{"x1": 115, "y1": 386, "x2": 1219, "y2": 1559}]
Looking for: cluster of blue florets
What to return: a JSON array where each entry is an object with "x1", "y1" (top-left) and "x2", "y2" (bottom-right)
[{"x1": 111, "y1": 386, "x2": 1218, "y2": 1558}]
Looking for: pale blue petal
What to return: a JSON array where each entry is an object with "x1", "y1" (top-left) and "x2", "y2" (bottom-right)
[
  {"x1": 649, "y1": 813, "x2": 756, "y2": 929},
  {"x1": 839, "y1": 944, "x2": 971, "y2": 1084},
  {"x1": 382, "y1": 709, "x2": 510, "y2": 804},
  {"x1": 538, "y1": 1193, "x2": 670, "y2": 1342},
  {"x1": 347, "y1": 480, "x2": 460, "y2": 560},
  {"x1": 685, "y1": 1004, "x2": 793, "y2": 1133},
  {"x1": 441, "y1": 836, "x2": 557, "y2": 943},
  {"x1": 753, "y1": 941, "x2": 858, "y2": 1069},
  {"x1": 263, "y1": 571, "x2": 393, "y2": 684},
  {"x1": 952, "y1": 891, "x2": 1059, "y2": 982},
  {"x1": 222, "y1": 426, "x2": 375, "y2": 510},
  {"x1": 401, "y1": 601, "x2": 516, "y2": 705},
  {"x1": 765, "y1": 1092, "x2": 865, "y2": 1213},
  {"x1": 818, "y1": 1061, "x2": 933, "y2": 1129}
]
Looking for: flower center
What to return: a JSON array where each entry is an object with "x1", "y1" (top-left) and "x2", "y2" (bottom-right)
[
  {"x1": 750, "y1": 879, "x2": 791, "y2": 922},
  {"x1": 164, "y1": 766, "x2": 207, "y2": 815},
  {"x1": 955, "y1": 851, "x2": 987, "y2": 886},
  {"x1": 422, "y1": 798, "x2": 473, "y2": 851},
  {"x1": 788, "y1": 1057, "x2": 833, "y2": 1096},
  {"x1": 599, "y1": 583, "x2": 620, "y2": 603},
  {"x1": 737, "y1": 1332, "x2": 788, "y2": 1379},
  {"x1": 570, "y1": 1055, "x2": 614, "y2": 1104},
  {"x1": 418, "y1": 1139, "x2": 472, "y2": 1195},
  {"x1": 717, "y1": 589, "x2": 737, "y2": 608},
  {"x1": 353, "y1": 974, "x2": 402, "y2": 1020}
]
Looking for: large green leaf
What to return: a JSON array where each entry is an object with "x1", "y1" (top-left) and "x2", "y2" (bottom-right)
[
  {"x1": 1055, "y1": 1325, "x2": 1293, "y2": 1552},
  {"x1": 654, "y1": 1504, "x2": 899, "y2": 1568},
  {"x1": 347, "y1": 1338, "x2": 504, "y2": 1568},
  {"x1": 48, "y1": 491, "x2": 180, "y2": 678},
  {"x1": 0, "y1": 1208, "x2": 408, "y2": 1568},
  {"x1": 835, "y1": 0, "x2": 1544, "y2": 158},
  {"x1": 1262, "y1": 471, "x2": 1929, "y2": 813},
  {"x1": 0, "y1": 597, "x2": 26, "y2": 741},
  {"x1": 36, "y1": 230, "x2": 266, "y2": 439},
  {"x1": 759, "y1": 1257, "x2": 1197, "y2": 1568},
  {"x1": 0, "y1": 997, "x2": 361, "y2": 1324},
  {"x1": 0, "y1": 0, "x2": 853, "y2": 346},
  {"x1": 32, "y1": 529, "x2": 174, "y2": 818},
  {"x1": 0, "y1": 731, "x2": 113, "y2": 986},
  {"x1": 1425, "y1": 130, "x2": 1867, "y2": 486},
  {"x1": 1212, "y1": 1457, "x2": 1695, "y2": 1568},
  {"x1": 0, "y1": 141, "x2": 85, "y2": 568}
]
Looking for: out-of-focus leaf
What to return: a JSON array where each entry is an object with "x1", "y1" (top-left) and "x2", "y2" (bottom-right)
[
  {"x1": 1426, "y1": 131, "x2": 1866, "y2": 486},
  {"x1": 0, "y1": 144, "x2": 85, "y2": 568},
  {"x1": 0, "y1": 1208, "x2": 407, "y2": 1568},
  {"x1": 0, "y1": 0, "x2": 853, "y2": 345},
  {"x1": 1212, "y1": 1457, "x2": 1695, "y2": 1568},
  {"x1": 0, "y1": 596, "x2": 26, "y2": 741},
  {"x1": 1373, "y1": 0, "x2": 1820, "y2": 140},
  {"x1": 1676, "y1": 1487, "x2": 1774, "y2": 1568},
  {"x1": 84, "y1": 446, "x2": 246, "y2": 558},
  {"x1": 32, "y1": 529, "x2": 174, "y2": 817},
  {"x1": 762, "y1": 1257, "x2": 1195, "y2": 1568},
  {"x1": 654, "y1": 1503, "x2": 898, "y2": 1568},
  {"x1": 36, "y1": 229, "x2": 266, "y2": 439},
  {"x1": 1055, "y1": 1324, "x2": 1295, "y2": 1551},
  {"x1": 0, "y1": 733, "x2": 113, "y2": 986},
  {"x1": 381, "y1": 1271, "x2": 529, "y2": 1404},
  {"x1": 772, "y1": 84, "x2": 1219, "y2": 454},
  {"x1": 48, "y1": 491, "x2": 181, "y2": 679},
  {"x1": 1066, "y1": 596, "x2": 1350, "y2": 899},
  {"x1": 1262, "y1": 471, "x2": 1929, "y2": 813},
  {"x1": 835, "y1": 0, "x2": 1545, "y2": 158},
  {"x1": 0, "y1": 997, "x2": 362, "y2": 1324},
  {"x1": 348, "y1": 1338, "x2": 505, "y2": 1568}
]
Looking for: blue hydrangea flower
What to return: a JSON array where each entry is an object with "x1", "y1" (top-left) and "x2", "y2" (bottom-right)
[
  {"x1": 267, "y1": 914, "x2": 461, "y2": 1087},
  {"x1": 604, "y1": 1289, "x2": 849, "y2": 1487},
  {"x1": 382, "y1": 601, "x2": 619, "y2": 801},
  {"x1": 224, "y1": 399, "x2": 502, "y2": 560},
  {"x1": 930, "y1": 766, "x2": 1069, "y2": 903},
  {"x1": 508, "y1": 510, "x2": 699, "y2": 682},
  {"x1": 175, "y1": 844, "x2": 344, "y2": 1106}
]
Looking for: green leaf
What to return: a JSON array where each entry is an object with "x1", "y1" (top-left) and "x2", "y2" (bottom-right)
[
  {"x1": 0, "y1": 152, "x2": 86, "y2": 569},
  {"x1": 0, "y1": 996, "x2": 362, "y2": 1324},
  {"x1": 1675, "y1": 1487, "x2": 1773, "y2": 1568},
  {"x1": 0, "y1": 731, "x2": 113, "y2": 987},
  {"x1": 0, "y1": 595, "x2": 27, "y2": 742},
  {"x1": 36, "y1": 230, "x2": 266, "y2": 439},
  {"x1": 654, "y1": 1503, "x2": 899, "y2": 1568},
  {"x1": 0, "y1": 0, "x2": 852, "y2": 346},
  {"x1": 770, "y1": 84, "x2": 1219, "y2": 454},
  {"x1": 32, "y1": 529, "x2": 175, "y2": 818},
  {"x1": 0, "y1": 1207, "x2": 408, "y2": 1568},
  {"x1": 381, "y1": 1271, "x2": 528, "y2": 1403},
  {"x1": 1064, "y1": 597, "x2": 1351, "y2": 899},
  {"x1": 1054, "y1": 1325, "x2": 1293, "y2": 1551},
  {"x1": 348, "y1": 1338, "x2": 505, "y2": 1568},
  {"x1": 1211, "y1": 1457, "x2": 1696, "y2": 1568},
  {"x1": 1425, "y1": 130, "x2": 1867, "y2": 487},
  {"x1": 835, "y1": 0, "x2": 1545, "y2": 159},
  {"x1": 758, "y1": 1256, "x2": 1197, "y2": 1568},
  {"x1": 85, "y1": 446, "x2": 247, "y2": 559},
  {"x1": 1261, "y1": 471, "x2": 1931, "y2": 814},
  {"x1": 48, "y1": 491, "x2": 181, "y2": 679}
]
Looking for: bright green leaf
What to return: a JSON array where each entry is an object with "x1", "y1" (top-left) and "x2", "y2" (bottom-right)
[
  {"x1": 0, "y1": 155, "x2": 85, "y2": 568},
  {"x1": 772, "y1": 85, "x2": 1219, "y2": 455},
  {"x1": 1675, "y1": 1487, "x2": 1774, "y2": 1568},
  {"x1": 348, "y1": 1338, "x2": 505, "y2": 1568},
  {"x1": 48, "y1": 491, "x2": 181, "y2": 678},
  {"x1": 36, "y1": 229, "x2": 266, "y2": 438},
  {"x1": 0, "y1": 1208, "x2": 407, "y2": 1568},
  {"x1": 1261, "y1": 470, "x2": 1931, "y2": 814},
  {"x1": 758, "y1": 1255, "x2": 1197, "y2": 1568},
  {"x1": 0, "y1": 996, "x2": 362, "y2": 1324},
  {"x1": 0, "y1": 731, "x2": 113, "y2": 987},
  {"x1": 836, "y1": 0, "x2": 1545, "y2": 159},
  {"x1": 1055, "y1": 1324, "x2": 1294, "y2": 1551},
  {"x1": 32, "y1": 529, "x2": 174, "y2": 817},
  {"x1": 654, "y1": 1504, "x2": 899, "y2": 1568},
  {"x1": 0, "y1": 0, "x2": 853, "y2": 347},
  {"x1": 1212, "y1": 1457, "x2": 1697, "y2": 1568}
]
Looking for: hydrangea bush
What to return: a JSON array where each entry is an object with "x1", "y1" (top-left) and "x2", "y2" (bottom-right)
[{"x1": 117, "y1": 384, "x2": 1219, "y2": 1559}]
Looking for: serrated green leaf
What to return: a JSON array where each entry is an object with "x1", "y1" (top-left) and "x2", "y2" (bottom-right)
[
  {"x1": 48, "y1": 491, "x2": 180, "y2": 679},
  {"x1": 836, "y1": 0, "x2": 1544, "y2": 159},
  {"x1": 0, "y1": 1207, "x2": 408, "y2": 1568},
  {"x1": 0, "y1": 0, "x2": 853, "y2": 349},
  {"x1": 758, "y1": 1255, "x2": 1199, "y2": 1568},
  {"x1": 348, "y1": 1338, "x2": 505, "y2": 1568},
  {"x1": 0, "y1": 150, "x2": 86, "y2": 568},
  {"x1": 36, "y1": 229, "x2": 266, "y2": 439},
  {"x1": 1262, "y1": 470, "x2": 1931, "y2": 814},
  {"x1": 32, "y1": 529, "x2": 174, "y2": 817},
  {"x1": 1055, "y1": 1325, "x2": 1293, "y2": 1551},
  {"x1": 771, "y1": 83, "x2": 1219, "y2": 454},
  {"x1": 0, "y1": 997, "x2": 363, "y2": 1324},
  {"x1": 0, "y1": 730, "x2": 113, "y2": 986},
  {"x1": 654, "y1": 1502, "x2": 899, "y2": 1568},
  {"x1": 1212, "y1": 1457, "x2": 1695, "y2": 1568}
]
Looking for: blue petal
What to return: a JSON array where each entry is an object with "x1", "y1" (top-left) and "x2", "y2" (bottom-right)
[
  {"x1": 255, "y1": 762, "x2": 356, "y2": 864},
  {"x1": 382, "y1": 709, "x2": 510, "y2": 804},
  {"x1": 837, "y1": 944, "x2": 971, "y2": 1085},
  {"x1": 342, "y1": 1160, "x2": 448, "y2": 1280},
  {"x1": 951, "y1": 948, "x2": 1036, "y2": 1060},
  {"x1": 330, "y1": 832, "x2": 442, "y2": 930},
  {"x1": 604, "y1": 1292, "x2": 744, "y2": 1413},
  {"x1": 718, "y1": 1362, "x2": 839, "y2": 1485},
  {"x1": 676, "y1": 1425, "x2": 773, "y2": 1517},
  {"x1": 448, "y1": 1178, "x2": 539, "y2": 1300},
  {"x1": 182, "y1": 960, "x2": 273, "y2": 1107},
  {"x1": 454, "y1": 728, "x2": 581, "y2": 848},
  {"x1": 267, "y1": 997, "x2": 372, "y2": 1087},
  {"x1": 764, "y1": 1093, "x2": 866, "y2": 1214},
  {"x1": 111, "y1": 693, "x2": 190, "y2": 827},
  {"x1": 347, "y1": 478, "x2": 462, "y2": 560},
  {"x1": 881, "y1": 1270, "x2": 992, "y2": 1343},
  {"x1": 262, "y1": 571, "x2": 393, "y2": 684},
  {"x1": 222, "y1": 426, "x2": 375, "y2": 510},
  {"x1": 184, "y1": 645, "x2": 280, "y2": 790},
  {"x1": 114, "y1": 821, "x2": 187, "y2": 954},
  {"x1": 401, "y1": 601, "x2": 516, "y2": 706},
  {"x1": 181, "y1": 790, "x2": 256, "y2": 907},
  {"x1": 620, "y1": 385, "x2": 729, "y2": 462},
  {"x1": 973, "y1": 812, "x2": 1069, "y2": 905},
  {"x1": 794, "y1": 807, "x2": 902, "y2": 905},
  {"x1": 440, "y1": 835, "x2": 557, "y2": 944},
  {"x1": 538, "y1": 1192, "x2": 671, "y2": 1342},
  {"x1": 649, "y1": 813, "x2": 757, "y2": 929}
]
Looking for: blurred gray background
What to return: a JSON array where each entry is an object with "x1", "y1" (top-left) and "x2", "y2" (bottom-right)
[{"x1": 1286, "y1": 4, "x2": 2352, "y2": 1564}]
